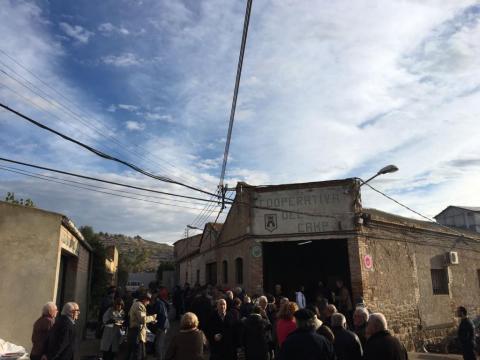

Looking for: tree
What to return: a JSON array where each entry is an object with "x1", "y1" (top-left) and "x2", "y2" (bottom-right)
[
  {"x1": 5, "y1": 192, "x2": 35, "y2": 207},
  {"x1": 156, "y1": 261, "x2": 175, "y2": 282},
  {"x1": 80, "y1": 226, "x2": 109, "y2": 317}
]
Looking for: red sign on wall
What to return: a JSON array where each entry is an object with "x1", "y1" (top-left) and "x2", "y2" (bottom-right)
[{"x1": 363, "y1": 254, "x2": 373, "y2": 270}]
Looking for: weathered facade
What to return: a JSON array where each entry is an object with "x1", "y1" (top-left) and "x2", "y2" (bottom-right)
[
  {"x1": 435, "y1": 205, "x2": 480, "y2": 233},
  {"x1": 174, "y1": 179, "x2": 480, "y2": 350},
  {"x1": 0, "y1": 201, "x2": 92, "y2": 350}
]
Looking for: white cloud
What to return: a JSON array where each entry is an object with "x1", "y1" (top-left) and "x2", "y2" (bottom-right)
[
  {"x1": 59, "y1": 22, "x2": 93, "y2": 44},
  {"x1": 118, "y1": 104, "x2": 139, "y2": 111},
  {"x1": 144, "y1": 112, "x2": 174, "y2": 122},
  {"x1": 125, "y1": 120, "x2": 145, "y2": 131},
  {"x1": 98, "y1": 22, "x2": 130, "y2": 35},
  {"x1": 101, "y1": 53, "x2": 142, "y2": 66}
]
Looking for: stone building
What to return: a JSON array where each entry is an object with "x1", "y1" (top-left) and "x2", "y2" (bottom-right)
[
  {"x1": 435, "y1": 205, "x2": 480, "y2": 233},
  {"x1": 0, "y1": 201, "x2": 92, "y2": 350},
  {"x1": 174, "y1": 179, "x2": 480, "y2": 350}
]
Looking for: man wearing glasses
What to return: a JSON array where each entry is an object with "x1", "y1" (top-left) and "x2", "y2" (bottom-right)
[{"x1": 45, "y1": 302, "x2": 80, "y2": 360}]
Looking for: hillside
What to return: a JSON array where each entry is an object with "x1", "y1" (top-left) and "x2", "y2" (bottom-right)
[{"x1": 97, "y1": 232, "x2": 174, "y2": 272}]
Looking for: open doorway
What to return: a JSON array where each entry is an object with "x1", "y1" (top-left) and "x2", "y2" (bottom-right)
[{"x1": 262, "y1": 239, "x2": 351, "y2": 304}]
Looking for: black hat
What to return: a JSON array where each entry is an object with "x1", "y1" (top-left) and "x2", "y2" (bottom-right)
[{"x1": 294, "y1": 308, "x2": 315, "y2": 321}]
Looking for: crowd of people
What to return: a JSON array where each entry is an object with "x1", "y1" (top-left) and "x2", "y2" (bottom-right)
[{"x1": 29, "y1": 280, "x2": 478, "y2": 360}]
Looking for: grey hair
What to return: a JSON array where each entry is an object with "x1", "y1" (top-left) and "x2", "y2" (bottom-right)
[
  {"x1": 368, "y1": 313, "x2": 388, "y2": 332},
  {"x1": 257, "y1": 296, "x2": 267, "y2": 305},
  {"x1": 354, "y1": 307, "x2": 369, "y2": 322},
  {"x1": 61, "y1": 302, "x2": 77, "y2": 316},
  {"x1": 42, "y1": 302, "x2": 57, "y2": 316},
  {"x1": 331, "y1": 313, "x2": 346, "y2": 328}
]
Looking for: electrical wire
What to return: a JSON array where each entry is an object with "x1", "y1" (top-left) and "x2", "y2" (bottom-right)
[
  {"x1": 0, "y1": 164, "x2": 211, "y2": 206},
  {"x1": 0, "y1": 166, "x2": 209, "y2": 211},
  {"x1": 0, "y1": 157, "x2": 229, "y2": 204},
  {"x1": 0, "y1": 102, "x2": 219, "y2": 198},
  {"x1": 219, "y1": 0, "x2": 253, "y2": 187},
  {"x1": 0, "y1": 49, "x2": 201, "y2": 185}
]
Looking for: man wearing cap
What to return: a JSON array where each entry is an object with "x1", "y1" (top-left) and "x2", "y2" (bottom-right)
[
  {"x1": 127, "y1": 293, "x2": 157, "y2": 360},
  {"x1": 278, "y1": 308, "x2": 335, "y2": 360}
]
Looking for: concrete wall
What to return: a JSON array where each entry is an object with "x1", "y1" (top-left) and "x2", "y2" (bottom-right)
[
  {"x1": 0, "y1": 202, "x2": 62, "y2": 349},
  {"x1": 252, "y1": 181, "x2": 356, "y2": 236}
]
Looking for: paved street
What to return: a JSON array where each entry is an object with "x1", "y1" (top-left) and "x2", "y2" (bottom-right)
[{"x1": 408, "y1": 353, "x2": 463, "y2": 360}]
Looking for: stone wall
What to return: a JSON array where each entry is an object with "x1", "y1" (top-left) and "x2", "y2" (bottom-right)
[{"x1": 360, "y1": 210, "x2": 480, "y2": 351}]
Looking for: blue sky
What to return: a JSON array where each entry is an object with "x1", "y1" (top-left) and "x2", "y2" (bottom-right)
[{"x1": 1, "y1": 0, "x2": 480, "y2": 243}]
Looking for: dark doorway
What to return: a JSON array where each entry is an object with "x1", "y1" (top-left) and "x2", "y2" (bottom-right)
[
  {"x1": 262, "y1": 239, "x2": 351, "y2": 303},
  {"x1": 206, "y1": 262, "x2": 217, "y2": 285}
]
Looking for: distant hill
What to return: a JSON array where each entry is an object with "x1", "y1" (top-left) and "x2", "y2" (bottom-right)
[{"x1": 97, "y1": 232, "x2": 174, "y2": 272}]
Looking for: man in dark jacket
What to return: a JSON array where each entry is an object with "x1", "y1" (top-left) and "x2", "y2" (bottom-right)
[
  {"x1": 243, "y1": 306, "x2": 271, "y2": 360},
  {"x1": 456, "y1": 306, "x2": 477, "y2": 360},
  {"x1": 353, "y1": 307, "x2": 369, "y2": 348},
  {"x1": 364, "y1": 313, "x2": 408, "y2": 360},
  {"x1": 206, "y1": 299, "x2": 236, "y2": 360},
  {"x1": 331, "y1": 313, "x2": 362, "y2": 360},
  {"x1": 46, "y1": 302, "x2": 79, "y2": 360},
  {"x1": 31, "y1": 302, "x2": 58, "y2": 360},
  {"x1": 191, "y1": 289, "x2": 213, "y2": 331},
  {"x1": 278, "y1": 309, "x2": 335, "y2": 360}
]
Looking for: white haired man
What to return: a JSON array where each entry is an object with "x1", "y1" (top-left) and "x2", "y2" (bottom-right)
[
  {"x1": 46, "y1": 302, "x2": 80, "y2": 360},
  {"x1": 31, "y1": 302, "x2": 58, "y2": 360},
  {"x1": 353, "y1": 307, "x2": 369, "y2": 348},
  {"x1": 364, "y1": 313, "x2": 407, "y2": 360},
  {"x1": 330, "y1": 312, "x2": 363, "y2": 360}
]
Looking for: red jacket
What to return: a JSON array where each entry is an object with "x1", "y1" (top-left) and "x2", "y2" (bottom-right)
[{"x1": 276, "y1": 319, "x2": 296, "y2": 347}]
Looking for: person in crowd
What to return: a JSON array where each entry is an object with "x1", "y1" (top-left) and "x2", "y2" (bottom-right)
[
  {"x1": 183, "y1": 283, "x2": 193, "y2": 311},
  {"x1": 97, "y1": 286, "x2": 117, "y2": 338},
  {"x1": 225, "y1": 291, "x2": 234, "y2": 310},
  {"x1": 31, "y1": 302, "x2": 58, "y2": 360},
  {"x1": 234, "y1": 287, "x2": 245, "y2": 302},
  {"x1": 206, "y1": 299, "x2": 236, "y2": 360},
  {"x1": 127, "y1": 293, "x2": 157, "y2": 360},
  {"x1": 315, "y1": 281, "x2": 333, "y2": 305},
  {"x1": 335, "y1": 279, "x2": 352, "y2": 322},
  {"x1": 276, "y1": 301, "x2": 298, "y2": 348},
  {"x1": 243, "y1": 306, "x2": 271, "y2": 360},
  {"x1": 353, "y1": 306, "x2": 369, "y2": 348},
  {"x1": 456, "y1": 306, "x2": 477, "y2": 360},
  {"x1": 165, "y1": 312, "x2": 207, "y2": 360},
  {"x1": 259, "y1": 295, "x2": 276, "y2": 358},
  {"x1": 364, "y1": 313, "x2": 408, "y2": 360},
  {"x1": 240, "y1": 296, "x2": 254, "y2": 318},
  {"x1": 229, "y1": 298, "x2": 242, "y2": 321},
  {"x1": 295, "y1": 286, "x2": 306, "y2": 309},
  {"x1": 153, "y1": 288, "x2": 170, "y2": 360},
  {"x1": 278, "y1": 309, "x2": 335, "y2": 360},
  {"x1": 274, "y1": 285, "x2": 283, "y2": 308},
  {"x1": 46, "y1": 302, "x2": 79, "y2": 360},
  {"x1": 172, "y1": 286, "x2": 185, "y2": 320},
  {"x1": 257, "y1": 296, "x2": 269, "y2": 319},
  {"x1": 330, "y1": 313, "x2": 363, "y2": 360},
  {"x1": 306, "y1": 305, "x2": 335, "y2": 344},
  {"x1": 323, "y1": 304, "x2": 337, "y2": 327},
  {"x1": 191, "y1": 289, "x2": 213, "y2": 332},
  {"x1": 100, "y1": 297, "x2": 125, "y2": 360}
]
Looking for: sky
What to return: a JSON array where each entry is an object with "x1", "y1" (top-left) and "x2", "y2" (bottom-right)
[{"x1": 1, "y1": 0, "x2": 480, "y2": 243}]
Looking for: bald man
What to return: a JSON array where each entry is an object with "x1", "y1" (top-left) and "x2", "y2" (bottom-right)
[
  {"x1": 364, "y1": 313, "x2": 407, "y2": 360},
  {"x1": 206, "y1": 299, "x2": 236, "y2": 360}
]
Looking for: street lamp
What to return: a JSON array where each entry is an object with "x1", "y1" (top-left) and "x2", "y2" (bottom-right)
[{"x1": 360, "y1": 164, "x2": 398, "y2": 186}]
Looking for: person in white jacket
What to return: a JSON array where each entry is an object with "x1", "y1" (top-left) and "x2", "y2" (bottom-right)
[{"x1": 295, "y1": 285, "x2": 306, "y2": 309}]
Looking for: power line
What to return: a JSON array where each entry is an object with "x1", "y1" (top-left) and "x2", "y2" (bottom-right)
[
  {"x1": 0, "y1": 164, "x2": 210, "y2": 206},
  {"x1": 0, "y1": 49, "x2": 202, "y2": 185},
  {"x1": 359, "y1": 179, "x2": 467, "y2": 238},
  {"x1": 0, "y1": 102, "x2": 219, "y2": 198},
  {"x1": 0, "y1": 165, "x2": 208, "y2": 211},
  {"x1": 219, "y1": 0, "x2": 253, "y2": 187},
  {"x1": 0, "y1": 157, "x2": 228, "y2": 204}
]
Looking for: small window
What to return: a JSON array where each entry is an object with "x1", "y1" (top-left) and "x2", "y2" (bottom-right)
[
  {"x1": 196, "y1": 269, "x2": 200, "y2": 284},
  {"x1": 222, "y1": 260, "x2": 228, "y2": 284},
  {"x1": 431, "y1": 268, "x2": 449, "y2": 295},
  {"x1": 477, "y1": 269, "x2": 480, "y2": 288},
  {"x1": 235, "y1": 257, "x2": 243, "y2": 284},
  {"x1": 185, "y1": 271, "x2": 188, "y2": 284},
  {"x1": 206, "y1": 262, "x2": 217, "y2": 285}
]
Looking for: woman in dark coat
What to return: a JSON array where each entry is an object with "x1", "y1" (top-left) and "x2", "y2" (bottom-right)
[
  {"x1": 243, "y1": 306, "x2": 271, "y2": 360},
  {"x1": 165, "y1": 312, "x2": 207, "y2": 360}
]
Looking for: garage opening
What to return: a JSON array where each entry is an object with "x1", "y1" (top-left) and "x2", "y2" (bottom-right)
[{"x1": 262, "y1": 239, "x2": 351, "y2": 304}]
